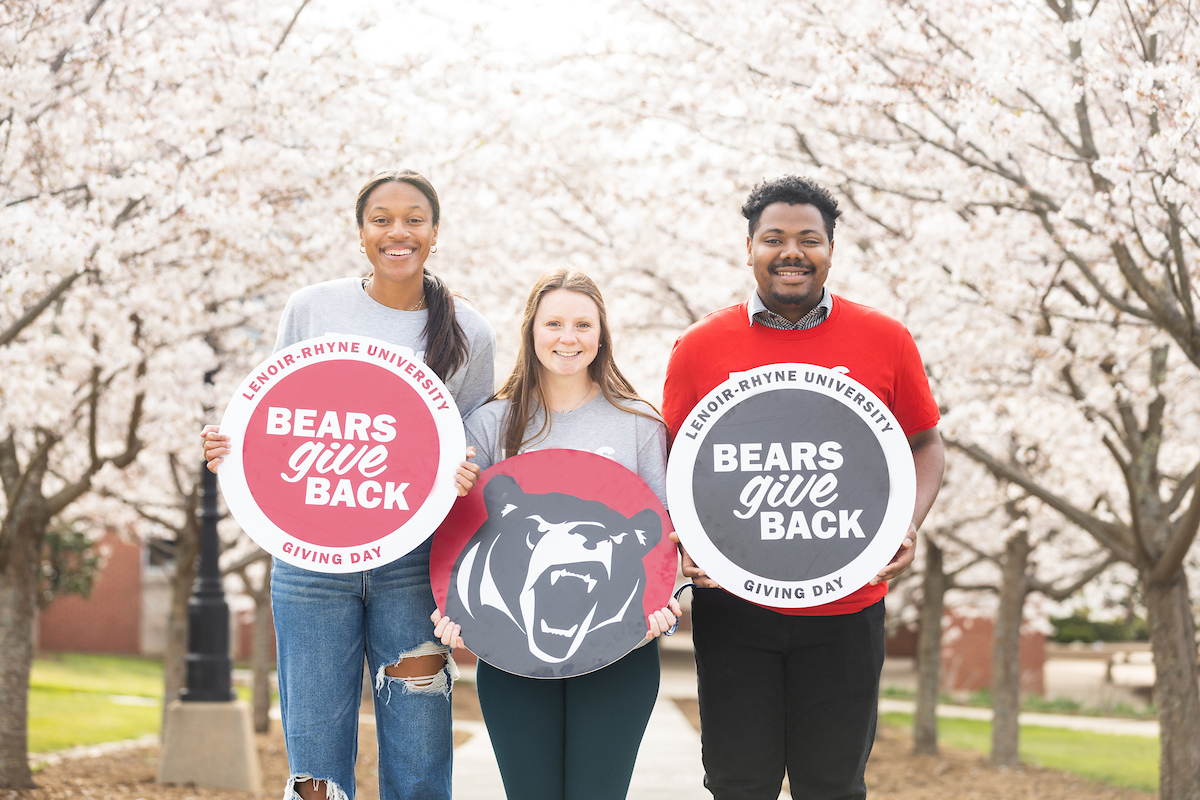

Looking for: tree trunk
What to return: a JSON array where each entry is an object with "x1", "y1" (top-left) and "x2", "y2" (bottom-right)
[
  {"x1": 161, "y1": 511, "x2": 200, "y2": 728},
  {"x1": 251, "y1": 566, "x2": 273, "y2": 734},
  {"x1": 913, "y1": 539, "x2": 946, "y2": 755},
  {"x1": 0, "y1": 441, "x2": 52, "y2": 789},
  {"x1": 990, "y1": 529, "x2": 1030, "y2": 768},
  {"x1": 0, "y1": 538, "x2": 39, "y2": 789},
  {"x1": 1143, "y1": 569, "x2": 1200, "y2": 800}
]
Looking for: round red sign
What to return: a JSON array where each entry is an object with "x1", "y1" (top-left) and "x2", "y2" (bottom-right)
[
  {"x1": 219, "y1": 334, "x2": 465, "y2": 572},
  {"x1": 430, "y1": 450, "x2": 677, "y2": 679}
]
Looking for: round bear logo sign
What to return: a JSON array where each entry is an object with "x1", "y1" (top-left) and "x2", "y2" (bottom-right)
[
  {"x1": 667, "y1": 363, "x2": 915, "y2": 608},
  {"x1": 218, "y1": 334, "x2": 465, "y2": 573},
  {"x1": 430, "y1": 450, "x2": 677, "y2": 679}
]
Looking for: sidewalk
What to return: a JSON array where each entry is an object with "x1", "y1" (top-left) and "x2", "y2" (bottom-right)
[{"x1": 876, "y1": 698, "x2": 1159, "y2": 737}]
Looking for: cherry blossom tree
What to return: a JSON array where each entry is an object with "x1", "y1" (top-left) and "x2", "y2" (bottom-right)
[{"x1": 0, "y1": 0, "x2": 398, "y2": 785}]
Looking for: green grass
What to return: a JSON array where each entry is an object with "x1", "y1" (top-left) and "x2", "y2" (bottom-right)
[
  {"x1": 28, "y1": 653, "x2": 164, "y2": 754},
  {"x1": 31, "y1": 653, "x2": 163, "y2": 697},
  {"x1": 28, "y1": 689, "x2": 160, "y2": 754},
  {"x1": 880, "y1": 712, "x2": 1159, "y2": 791}
]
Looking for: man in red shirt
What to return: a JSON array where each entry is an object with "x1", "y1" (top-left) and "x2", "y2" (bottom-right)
[{"x1": 663, "y1": 176, "x2": 944, "y2": 800}]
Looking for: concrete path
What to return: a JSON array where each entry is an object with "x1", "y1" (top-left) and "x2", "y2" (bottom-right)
[{"x1": 877, "y1": 698, "x2": 1159, "y2": 737}]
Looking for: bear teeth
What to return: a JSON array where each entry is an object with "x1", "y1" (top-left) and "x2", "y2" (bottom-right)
[
  {"x1": 540, "y1": 619, "x2": 580, "y2": 637},
  {"x1": 550, "y1": 568, "x2": 597, "y2": 592}
]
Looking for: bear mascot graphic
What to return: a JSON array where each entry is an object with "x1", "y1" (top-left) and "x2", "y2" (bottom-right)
[{"x1": 445, "y1": 474, "x2": 662, "y2": 678}]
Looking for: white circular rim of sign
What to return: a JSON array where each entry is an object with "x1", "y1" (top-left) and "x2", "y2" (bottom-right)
[
  {"x1": 218, "y1": 334, "x2": 466, "y2": 573},
  {"x1": 667, "y1": 363, "x2": 915, "y2": 607}
]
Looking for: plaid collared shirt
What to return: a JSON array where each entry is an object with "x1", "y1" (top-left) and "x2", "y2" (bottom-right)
[{"x1": 747, "y1": 288, "x2": 832, "y2": 331}]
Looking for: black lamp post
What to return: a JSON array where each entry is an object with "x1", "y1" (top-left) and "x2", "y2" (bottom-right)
[{"x1": 180, "y1": 458, "x2": 235, "y2": 702}]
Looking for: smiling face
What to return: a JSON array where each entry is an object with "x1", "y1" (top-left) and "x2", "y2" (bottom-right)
[
  {"x1": 358, "y1": 181, "x2": 438, "y2": 290},
  {"x1": 532, "y1": 289, "x2": 601, "y2": 381},
  {"x1": 748, "y1": 202, "x2": 834, "y2": 323}
]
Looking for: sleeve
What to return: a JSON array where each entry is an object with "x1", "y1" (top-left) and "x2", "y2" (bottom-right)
[
  {"x1": 634, "y1": 414, "x2": 669, "y2": 509},
  {"x1": 451, "y1": 324, "x2": 497, "y2": 418},
  {"x1": 662, "y1": 335, "x2": 698, "y2": 445},
  {"x1": 892, "y1": 328, "x2": 940, "y2": 436},
  {"x1": 464, "y1": 404, "x2": 500, "y2": 472},
  {"x1": 271, "y1": 292, "x2": 304, "y2": 353}
]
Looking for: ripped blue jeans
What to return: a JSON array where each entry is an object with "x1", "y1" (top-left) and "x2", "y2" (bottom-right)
[{"x1": 271, "y1": 542, "x2": 454, "y2": 800}]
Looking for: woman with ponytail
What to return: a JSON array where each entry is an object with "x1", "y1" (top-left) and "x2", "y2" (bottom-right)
[{"x1": 202, "y1": 171, "x2": 495, "y2": 800}]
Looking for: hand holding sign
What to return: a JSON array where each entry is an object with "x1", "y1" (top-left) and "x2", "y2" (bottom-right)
[
  {"x1": 216, "y1": 334, "x2": 465, "y2": 572},
  {"x1": 430, "y1": 450, "x2": 677, "y2": 679},
  {"x1": 667, "y1": 363, "x2": 915, "y2": 608}
]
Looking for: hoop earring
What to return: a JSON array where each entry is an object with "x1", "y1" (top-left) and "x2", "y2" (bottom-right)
[{"x1": 430, "y1": 244, "x2": 437, "y2": 254}]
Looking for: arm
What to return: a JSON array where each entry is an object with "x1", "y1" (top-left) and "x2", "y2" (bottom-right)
[
  {"x1": 662, "y1": 337, "x2": 720, "y2": 586},
  {"x1": 451, "y1": 325, "x2": 497, "y2": 418},
  {"x1": 661, "y1": 336, "x2": 699, "y2": 445},
  {"x1": 870, "y1": 425, "x2": 945, "y2": 585}
]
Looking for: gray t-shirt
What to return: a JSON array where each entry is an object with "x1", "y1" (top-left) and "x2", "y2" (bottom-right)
[
  {"x1": 464, "y1": 395, "x2": 669, "y2": 508},
  {"x1": 273, "y1": 277, "x2": 496, "y2": 416}
]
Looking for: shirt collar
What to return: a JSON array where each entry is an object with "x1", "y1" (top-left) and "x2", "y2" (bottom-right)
[{"x1": 747, "y1": 287, "x2": 832, "y2": 326}]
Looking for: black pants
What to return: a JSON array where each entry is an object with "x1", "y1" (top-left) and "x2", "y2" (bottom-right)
[
  {"x1": 692, "y1": 590, "x2": 885, "y2": 800},
  {"x1": 475, "y1": 642, "x2": 660, "y2": 800}
]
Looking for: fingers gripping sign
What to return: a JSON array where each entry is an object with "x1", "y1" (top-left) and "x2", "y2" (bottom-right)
[
  {"x1": 217, "y1": 334, "x2": 466, "y2": 572},
  {"x1": 430, "y1": 450, "x2": 678, "y2": 679},
  {"x1": 667, "y1": 364, "x2": 915, "y2": 608}
]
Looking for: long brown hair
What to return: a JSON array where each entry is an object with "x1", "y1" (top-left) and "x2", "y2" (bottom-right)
[
  {"x1": 496, "y1": 268, "x2": 659, "y2": 457},
  {"x1": 355, "y1": 170, "x2": 468, "y2": 381}
]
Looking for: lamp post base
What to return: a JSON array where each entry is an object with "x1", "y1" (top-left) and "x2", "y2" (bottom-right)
[{"x1": 158, "y1": 699, "x2": 262, "y2": 792}]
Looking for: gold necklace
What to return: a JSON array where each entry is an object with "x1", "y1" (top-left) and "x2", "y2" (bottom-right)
[{"x1": 363, "y1": 277, "x2": 425, "y2": 311}]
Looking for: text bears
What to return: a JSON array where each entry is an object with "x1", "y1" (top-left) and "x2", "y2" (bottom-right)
[
  {"x1": 266, "y1": 407, "x2": 396, "y2": 442},
  {"x1": 713, "y1": 441, "x2": 843, "y2": 472}
]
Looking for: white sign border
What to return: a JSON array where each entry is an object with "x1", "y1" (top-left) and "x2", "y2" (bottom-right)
[
  {"x1": 667, "y1": 363, "x2": 916, "y2": 607},
  {"x1": 218, "y1": 333, "x2": 466, "y2": 573}
]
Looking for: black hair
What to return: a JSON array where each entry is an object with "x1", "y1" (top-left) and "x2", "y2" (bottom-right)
[
  {"x1": 355, "y1": 171, "x2": 468, "y2": 381},
  {"x1": 741, "y1": 176, "x2": 842, "y2": 240}
]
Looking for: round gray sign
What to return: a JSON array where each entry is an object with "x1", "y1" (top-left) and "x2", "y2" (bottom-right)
[
  {"x1": 667, "y1": 364, "x2": 915, "y2": 608},
  {"x1": 691, "y1": 390, "x2": 890, "y2": 582}
]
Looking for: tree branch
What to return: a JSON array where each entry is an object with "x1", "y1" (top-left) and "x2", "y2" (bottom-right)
[
  {"x1": 1029, "y1": 553, "x2": 1115, "y2": 599},
  {"x1": 0, "y1": 261, "x2": 95, "y2": 347},
  {"x1": 1151, "y1": 465, "x2": 1200, "y2": 585},
  {"x1": 946, "y1": 437, "x2": 1137, "y2": 563}
]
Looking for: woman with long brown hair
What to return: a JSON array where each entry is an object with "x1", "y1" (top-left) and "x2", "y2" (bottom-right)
[
  {"x1": 433, "y1": 267, "x2": 679, "y2": 800},
  {"x1": 203, "y1": 170, "x2": 495, "y2": 800}
]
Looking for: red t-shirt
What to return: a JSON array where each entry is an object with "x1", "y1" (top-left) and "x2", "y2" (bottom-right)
[{"x1": 662, "y1": 295, "x2": 940, "y2": 615}]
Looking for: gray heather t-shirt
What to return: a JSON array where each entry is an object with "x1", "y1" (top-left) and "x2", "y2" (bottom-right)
[
  {"x1": 464, "y1": 395, "x2": 669, "y2": 508},
  {"x1": 273, "y1": 277, "x2": 496, "y2": 416}
]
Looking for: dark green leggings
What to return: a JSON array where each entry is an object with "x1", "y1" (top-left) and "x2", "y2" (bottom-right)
[{"x1": 475, "y1": 642, "x2": 661, "y2": 800}]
